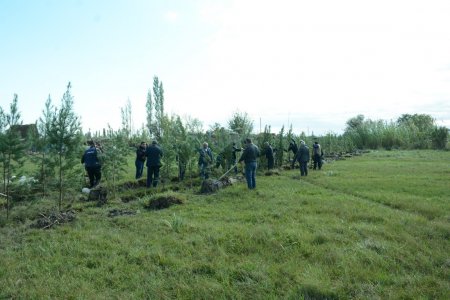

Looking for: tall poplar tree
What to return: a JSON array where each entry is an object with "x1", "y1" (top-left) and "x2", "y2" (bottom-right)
[
  {"x1": 121, "y1": 98, "x2": 133, "y2": 139},
  {"x1": 152, "y1": 76, "x2": 165, "y2": 139},
  {"x1": 146, "y1": 89, "x2": 153, "y2": 136}
]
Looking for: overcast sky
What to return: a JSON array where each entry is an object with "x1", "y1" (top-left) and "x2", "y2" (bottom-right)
[{"x1": 1, "y1": 0, "x2": 449, "y2": 135}]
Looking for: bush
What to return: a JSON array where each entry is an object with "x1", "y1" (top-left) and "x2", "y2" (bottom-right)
[{"x1": 431, "y1": 126, "x2": 449, "y2": 149}]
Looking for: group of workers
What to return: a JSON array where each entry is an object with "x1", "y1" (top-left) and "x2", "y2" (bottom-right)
[{"x1": 81, "y1": 138, "x2": 323, "y2": 190}]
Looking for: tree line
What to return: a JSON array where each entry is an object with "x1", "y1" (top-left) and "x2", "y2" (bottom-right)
[{"x1": 1, "y1": 77, "x2": 448, "y2": 219}]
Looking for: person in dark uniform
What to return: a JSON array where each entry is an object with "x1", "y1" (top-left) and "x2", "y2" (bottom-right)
[
  {"x1": 295, "y1": 140, "x2": 310, "y2": 176},
  {"x1": 198, "y1": 142, "x2": 213, "y2": 180},
  {"x1": 264, "y1": 141, "x2": 275, "y2": 170},
  {"x1": 146, "y1": 140, "x2": 163, "y2": 188},
  {"x1": 81, "y1": 140, "x2": 102, "y2": 188},
  {"x1": 287, "y1": 139, "x2": 298, "y2": 168},
  {"x1": 239, "y1": 138, "x2": 260, "y2": 189},
  {"x1": 135, "y1": 141, "x2": 147, "y2": 179},
  {"x1": 312, "y1": 141, "x2": 323, "y2": 170}
]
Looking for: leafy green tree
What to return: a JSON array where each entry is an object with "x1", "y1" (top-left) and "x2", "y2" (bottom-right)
[
  {"x1": 145, "y1": 76, "x2": 165, "y2": 139},
  {"x1": 47, "y1": 83, "x2": 83, "y2": 210},
  {"x1": 345, "y1": 114, "x2": 365, "y2": 131},
  {"x1": 275, "y1": 125, "x2": 285, "y2": 167},
  {"x1": 153, "y1": 76, "x2": 165, "y2": 139},
  {"x1": 431, "y1": 126, "x2": 448, "y2": 149},
  {"x1": 121, "y1": 98, "x2": 133, "y2": 139},
  {"x1": 397, "y1": 114, "x2": 435, "y2": 149},
  {"x1": 227, "y1": 111, "x2": 253, "y2": 138},
  {"x1": 0, "y1": 94, "x2": 27, "y2": 218},
  {"x1": 172, "y1": 116, "x2": 194, "y2": 181},
  {"x1": 146, "y1": 89, "x2": 154, "y2": 136}
]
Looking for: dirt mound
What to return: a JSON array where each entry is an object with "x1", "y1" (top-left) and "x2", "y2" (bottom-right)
[
  {"x1": 200, "y1": 177, "x2": 234, "y2": 194},
  {"x1": 86, "y1": 186, "x2": 108, "y2": 206},
  {"x1": 118, "y1": 179, "x2": 147, "y2": 190},
  {"x1": 145, "y1": 194, "x2": 184, "y2": 210},
  {"x1": 31, "y1": 209, "x2": 76, "y2": 229}
]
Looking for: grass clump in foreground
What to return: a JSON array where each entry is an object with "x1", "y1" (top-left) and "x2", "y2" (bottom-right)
[{"x1": 0, "y1": 150, "x2": 449, "y2": 299}]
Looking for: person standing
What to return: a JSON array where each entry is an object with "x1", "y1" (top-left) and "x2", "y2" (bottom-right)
[
  {"x1": 312, "y1": 141, "x2": 323, "y2": 170},
  {"x1": 230, "y1": 142, "x2": 242, "y2": 175},
  {"x1": 176, "y1": 141, "x2": 190, "y2": 181},
  {"x1": 295, "y1": 140, "x2": 310, "y2": 176},
  {"x1": 198, "y1": 142, "x2": 213, "y2": 180},
  {"x1": 239, "y1": 138, "x2": 260, "y2": 189},
  {"x1": 287, "y1": 139, "x2": 298, "y2": 169},
  {"x1": 81, "y1": 140, "x2": 102, "y2": 188},
  {"x1": 135, "y1": 141, "x2": 147, "y2": 179},
  {"x1": 264, "y1": 141, "x2": 275, "y2": 170},
  {"x1": 146, "y1": 140, "x2": 163, "y2": 188}
]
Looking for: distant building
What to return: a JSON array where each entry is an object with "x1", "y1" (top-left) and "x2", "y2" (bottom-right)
[
  {"x1": 9, "y1": 124, "x2": 39, "y2": 152},
  {"x1": 9, "y1": 123, "x2": 39, "y2": 139}
]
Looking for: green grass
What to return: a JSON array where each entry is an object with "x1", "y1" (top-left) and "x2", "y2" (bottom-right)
[{"x1": 0, "y1": 150, "x2": 449, "y2": 299}]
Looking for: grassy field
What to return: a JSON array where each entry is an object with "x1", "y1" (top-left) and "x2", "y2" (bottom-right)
[{"x1": 0, "y1": 150, "x2": 449, "y2": 299}]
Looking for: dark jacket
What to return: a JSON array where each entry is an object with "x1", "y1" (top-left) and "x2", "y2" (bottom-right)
[
  {"x1": 81, "y1": 146, "x2": 101, "y2": 168},
  {"x1": 287, "y1": 142, "x2": 298, "y2": 154},
  {"x1": 231, "y1": 145, "x2": 241, "y2": 160},
  {"x1": 136, "y1": 146, "x2": 147, "y2": 162},
  {"x1": 239, "y1": 143, "x2": 260, "y2": 164},
  {"x1": 198, "y1": 147, "x2": 213, "y2": 165},
  {"x1": 313, "y1": 143, "x2": 323, "y2": 156},
  {"x1": 265, "y1": 145, "x2": 274, "y2": 159},
  {"x1": 295, "y1": 145, "x2": 310, "y2": 163},
  {"x1": 146, "y1": 144, "x2": 163, "y2": 167}
]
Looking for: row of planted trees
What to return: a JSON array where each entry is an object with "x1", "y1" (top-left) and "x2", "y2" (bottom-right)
[
  {"x1": 343, "y1": 114, "x2": 448, "y2": 150},
  {"x1": 1, "y1": 78, "x2": 449, "y2": 220}
]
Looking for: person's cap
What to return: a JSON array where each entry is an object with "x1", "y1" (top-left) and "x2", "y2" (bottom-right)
[{"x1": 152, "y1": 140, "x2": 157, "y2": 145}]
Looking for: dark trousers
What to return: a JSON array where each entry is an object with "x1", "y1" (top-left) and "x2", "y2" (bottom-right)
[
  {"x1": 299, "y1": 161, "x2": 308, "y2": 176},
  {"x1": 267, "y1": 158, "x2": 274, "y2": 170},
  {"x1": 86, "y1": 166, "x2": 101, "y2": 188},
  {"x1": 135, "y1": 160, "x2": 145, "y2": 179},
  {"x1": 199, "y1": 163, "x2": 209, "y2": 180},
  {"x1": 147, "y1": 166, "x2": 161, "y2": 187},
  {"x1": 244, "y1": 162, "x2": 257, "y2": 189},
  {"x1": 313, "y1": 154, "x2": 322, "y2": 170},
  {"x1": 178, "y1": 163, "x2": 186, "y2": 181}
]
